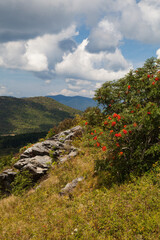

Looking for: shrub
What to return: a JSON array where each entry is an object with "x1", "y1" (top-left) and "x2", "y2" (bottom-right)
[
  {"x1": 85, "y1": 57, "x2": 160, "y2": 183},
  {"x1": 11, "y1": 170, "x2": 33, "y2": 196},
  {"x1": 46, "y1": 118, "x2": 76, "y2": 139}
]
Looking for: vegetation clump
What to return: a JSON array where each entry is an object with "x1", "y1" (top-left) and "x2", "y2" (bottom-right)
[{"x1": 83, "y1": 57, "x2": 160, "y2": 184}]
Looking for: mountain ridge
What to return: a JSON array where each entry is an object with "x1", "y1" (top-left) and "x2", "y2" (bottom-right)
[
  {"x1": 0, "y1": 96, "x2": 81, "y2": 135},
  {"x1": 47, "y1": 94, "x2": 98, "y2": 111}
]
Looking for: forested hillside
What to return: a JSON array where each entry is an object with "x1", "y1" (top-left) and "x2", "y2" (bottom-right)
[
  {"x1": 0, "y1": 96, "x2": 81, "y2": 135},
  {"x1": 47, "y1": 95, "x2": 98, "y2": 111}
]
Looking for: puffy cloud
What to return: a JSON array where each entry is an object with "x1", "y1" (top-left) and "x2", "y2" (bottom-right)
[
  {"x1": 87, "y1": 19, "x2": 122, "y2": 53},
  {"x1": 55, "y1": 39, "x2": 132, "y2": 82},
  {"x1": 0, "y1": 25, "x2": 77, "y2": 71},
  {"x1": 0, "y1": 0, "x2": 160, "y2": 45},
  {"x1": 48, "y1": 88, "x2": 95, "y2": 97},
  {"x1": 114, "y1": 0, "x2": 160, "y2": 43}
]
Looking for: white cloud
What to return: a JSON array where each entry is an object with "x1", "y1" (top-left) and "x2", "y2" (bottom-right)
[
  {"x1": 55, "y1": 39, "x2": 132, "y2": 82},
  {"x1": 0, "y1": 25, "x2": 77, "y2": 71},
  {"x1": 0, "y1": 0, "x2": 160, "y2": 45},
  {"x1": 114, "y1": 0, "x2": 160, "y2": 43},
  {"x1": 48, "y1": 88, "x2": 95, "y2": 97},
  {"x1": 87, "y1": 19, "x2": 122, "y2": 53}
]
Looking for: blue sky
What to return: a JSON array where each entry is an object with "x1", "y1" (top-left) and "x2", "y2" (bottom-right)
[{"x1": 0, "y1": 0, "x2": 160, "y2": 98}]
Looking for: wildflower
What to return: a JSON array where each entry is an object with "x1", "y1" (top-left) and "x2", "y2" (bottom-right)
[
  {"x1": 147, "y1": 74, "x2": 150, "y2": 78},
  {"x1": 130, "y1": 110, "x2": 134, "y2": 113},
  {"x1": 93, "y1": 136, "x2": 97, "y2": 140},
  {"x1": 102, "y1": 146, "x2": 107, "y2": 151},
  {"x1": 112, "y1": 121, "x2": 116, "y2": 127},
  {"x1": 117, "y1": 115, "x2": 121, "y2": 120},
  {"x1": 110, "y1": 130, "x2": 114, "y2": 134},
  {"x1": 133, "y1": 122, "x2": 137, "y2": 127},
  {"x1": 85, "y1": 122, "x2": 88, "y2": 125},
  {"x1": 91, "y1": 132, "x2": 94, "y2": 135},
  {"x1": 99, "y1": 132, "x2": 103, "y2": 135},
  {"x1": 108, "y1": 116, "x2": 112, "y2": 120},
  {"x1": 129, "y1": 130, "x2": 132, "y2": 134},
  {"x1": 119, "y1": 152, "x2": 123, "y2": 156},
  {"x1": 152, "y1": 81, "x2": 155, "y2": 85},
  {"x1": 128, "y1": 85, "x2": 131, "y2": 90},
  {"x1": 115, "y1": 133, "x2": 122, "y2": 137},
  {"x1": 113, "y1": 113, "x2": 117, "y2": 118},
  {"x1": 94, "y1": 130, "x2": 96, "y2": 133},
  {"x1": 116, "y1": 143, "x2": 120, "y2": 147},
  {"x1": 124, "y1": 125, "x2": 127, "y2": 128},
  {"x1": 104, "y1": 121, "x2": 108, "y2": 125},
  {"x1": 155, "y1": 77, "x2": 159, "y2": 81},
  {"x1": 109, "y1": 104, "x2": 111, "y2": 107},
  {"x1": 122, "y1": 129, "x2": 127, "y2": 134},
  {"x1": 147, "y1": 112, "x2": 151, "y2": 115},
  {"x1": 97, "y1": 142, "x2": 100, "y2": 147}
]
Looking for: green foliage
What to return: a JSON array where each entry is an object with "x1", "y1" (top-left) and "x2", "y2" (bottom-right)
[
  {"x1": 46, "y1": 117, "x2": 77, "y2": 138},
  {"x1": 11, "y1": 170, "x2": 33, "y2": 196},
  {"x1": 85, "y1": 57, "x2": 160, "y2": 183},
  {"x1": 83, "y1": 107, "x2": 103, "y2": 126},
  {"x1": 0, "y1": 154, "x2": 14, "y2": 171}
]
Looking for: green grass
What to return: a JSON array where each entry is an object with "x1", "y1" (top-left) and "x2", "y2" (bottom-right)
[{"x1": 0, "y1": 138, "x2": 159, "y2": 239}]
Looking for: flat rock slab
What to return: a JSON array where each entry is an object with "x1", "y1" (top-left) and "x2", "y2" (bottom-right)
[{"x1": 59, "y1": 177, "x2": 84, "y2": 196}]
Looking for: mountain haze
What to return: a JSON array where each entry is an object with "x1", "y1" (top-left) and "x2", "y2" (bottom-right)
[
  {"x1": 47, "y1": 95, "x2": 98, "y2": 111},
  {"x1": 0, "y1": 96, "x2": 81, "y2": 135}
]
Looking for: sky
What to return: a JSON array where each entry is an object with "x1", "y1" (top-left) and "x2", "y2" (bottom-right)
[{"x1": 0, "y1": 0, "x2": 160, "y2": 98}]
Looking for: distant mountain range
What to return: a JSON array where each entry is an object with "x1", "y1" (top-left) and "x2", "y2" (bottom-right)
[
  {"x1": 47, "y1": 95, "x2": 98, "y2": 111},
  {"x1": 0, "y1": 96, "x2": 81, "y2": 135}
]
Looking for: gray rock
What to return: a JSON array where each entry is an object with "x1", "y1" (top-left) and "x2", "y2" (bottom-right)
[
  {"x1": 0, "y1": 126, "x2": 83, "y2": 195},
  {"x1": 59, "y1": 177, "x2": 84, "y2": 196},
  {"x1": 15, "y1": 155, "x2": 51, "y2": 170},
  {"x1": 0, "y1": 169, "x2": 17, "y2": 194}
]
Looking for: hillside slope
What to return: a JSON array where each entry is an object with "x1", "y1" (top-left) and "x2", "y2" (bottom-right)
[
  {"x1": 47, "y1": 95, "x2": 98, "y2": 111},
  {"x1": 0, "y1": 96, "x2": 81, "y2": 135},
  {"x1": 0, "y1": 128, "x2": 159, "y2": 239}
]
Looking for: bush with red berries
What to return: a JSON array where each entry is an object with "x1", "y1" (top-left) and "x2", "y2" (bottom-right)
[{"x1": 84, "y1": 57, "x2": 160, "y2": 183}]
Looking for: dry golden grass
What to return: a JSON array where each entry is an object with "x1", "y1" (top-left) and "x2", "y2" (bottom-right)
[{"x1": 0, "y1": 140, "x2": 159, "y2": 239}]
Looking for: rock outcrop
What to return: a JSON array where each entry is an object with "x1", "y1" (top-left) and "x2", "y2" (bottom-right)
[
  {"x1": 0, "y1": 169, "x2": 17, "y2": 195},
  {"x1": 0, "y1": 126, "x2": 82, "y2": 194}
]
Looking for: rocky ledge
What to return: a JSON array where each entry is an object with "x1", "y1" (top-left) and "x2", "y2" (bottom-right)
[{"x1": 0, "y1": 126, "x2": 83, "y2": 194}]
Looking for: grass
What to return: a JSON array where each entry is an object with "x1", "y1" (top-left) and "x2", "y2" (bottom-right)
[{"x1": 0, "y1": 138, "x2": 160, "y2": 239}]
